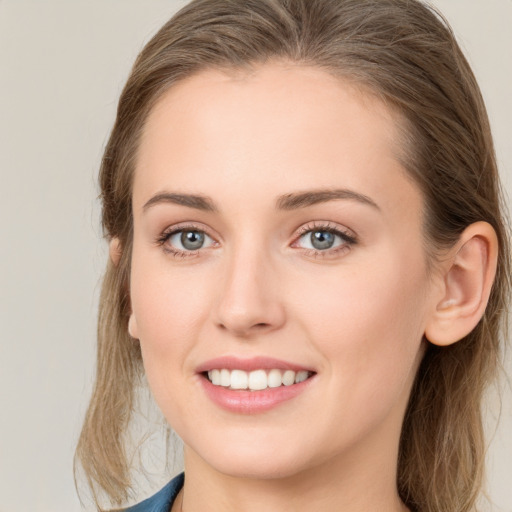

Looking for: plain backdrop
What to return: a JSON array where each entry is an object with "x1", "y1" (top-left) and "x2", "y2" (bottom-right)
[{"x1": 0, "y1": 1, "x2": 511, "y2": 511}]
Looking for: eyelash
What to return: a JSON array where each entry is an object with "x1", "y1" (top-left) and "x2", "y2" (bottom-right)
[
  {"x1": 154, "y1": 221, "x2": 357, "y2": 260},
  {"x1": 155, "y1": 222, "x2": 213, "y2": 258},
  {"x1": 293, "y1": 221, "x2": 357, "y2": 259}
]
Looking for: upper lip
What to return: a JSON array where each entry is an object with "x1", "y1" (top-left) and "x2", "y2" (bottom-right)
[{"x1": 196, "y1": 356, "x2": 315, "y2": 373}]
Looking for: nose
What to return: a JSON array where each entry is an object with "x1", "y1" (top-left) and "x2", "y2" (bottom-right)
[{"x1": 213, "y1": 243, "x2": 286, "y2": 338}]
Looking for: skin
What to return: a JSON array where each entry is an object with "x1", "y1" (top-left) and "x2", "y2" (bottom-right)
[{"x1": 127, "y1": 62, "x2": 458, "y2": 512}]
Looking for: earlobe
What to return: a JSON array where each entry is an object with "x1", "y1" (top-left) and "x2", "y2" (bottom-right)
[
  {"x1": 128, "y1": 313, "x2": 139, "y2": 339},
  {"x1": 109, "y1": 237, "x2": 122, "y2": 266},
  {"x1": 425, "y1": 222, "x2": 498, "y2": 347}
]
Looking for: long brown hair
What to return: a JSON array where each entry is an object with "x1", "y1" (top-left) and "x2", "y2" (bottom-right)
[{"x1": 75, "y1": 1, "x2": 511, "y2": 510}]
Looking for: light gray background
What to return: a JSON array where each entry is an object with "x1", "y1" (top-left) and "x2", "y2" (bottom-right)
[{"x1": 0, "y1": 1, "x2": 510, "y2": 511}]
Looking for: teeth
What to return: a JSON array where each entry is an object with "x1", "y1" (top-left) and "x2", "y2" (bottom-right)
[
  {"x1": 248, "y1": 369, "x2": 267, "y2": 390},
  {"x1": 220, "y1": 368, "x2": 231, "y2": 387},
  {"x1": 267, "y1": 369, "x2": 282, "y2": 388},
  {"x1": 230, "y1": 370, "x2": 248, "y2": 389},
  {"x1": 295, "y1": 370, "x2": 309, "y2": 383},
  {"x1": 210, "y1": 369, "x2": 220, "y2": 385},
  {"x1": 206, "y1": 369, "x2": 311, "y2": 391},
  {"x1": 282, "y1": 370, "x2": 295, "y2": 386}
]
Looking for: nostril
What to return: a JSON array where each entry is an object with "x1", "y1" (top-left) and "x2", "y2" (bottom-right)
[{"x1": 216, "y1": 321, "x2": 271, "y2": 336}]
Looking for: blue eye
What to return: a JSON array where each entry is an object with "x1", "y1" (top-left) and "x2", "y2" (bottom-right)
[
  {"x1": 173, "y1": 230, "x2": 207, "y2": 250},
  {"x1": 161, "y1": 228, "x2": 216, "y2": 254},
  {"x1": 157, "y1": 223, "x2": 355, "y2": 259},
  {"x1": 308, "y1": 231, "x2": 336, "y2": 250},
  {"x1": 295, "y1": 225, "x2": 356, "y2": 253}
]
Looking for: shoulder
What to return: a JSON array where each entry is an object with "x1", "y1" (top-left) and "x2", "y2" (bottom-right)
[{"x1": 122, "y1": 473, "x2": 184, "y2": 512}]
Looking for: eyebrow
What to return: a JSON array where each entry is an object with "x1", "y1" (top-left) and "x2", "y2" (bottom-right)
[
  {"x1": 142, "y1": 188, "x2": 379, "y2": 213},
  {"x1": 276, "y1": 189, "x2": 379, "y2": 211},
  {"x1": 143, "y1": 192, "x2": 218, "y2": 212}
]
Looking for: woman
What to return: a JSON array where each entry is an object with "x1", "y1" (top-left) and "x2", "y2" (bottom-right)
[{"x1": 75, "y1": 0, "x2": 510, "y2": 511}]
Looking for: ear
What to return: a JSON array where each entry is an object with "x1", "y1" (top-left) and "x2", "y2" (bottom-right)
[
  {"x1": 128, "y1": 312, "x2": 139, "y2": 339},
  {"x1": 109, "y1": 237, "x2": 138, "y2": 337},
  {"x1": 109, "y1": 237, "x2": 122, "y2": 266},
  {"x1": 425, "y1": 222, "x2": 498, "y2": 346}
]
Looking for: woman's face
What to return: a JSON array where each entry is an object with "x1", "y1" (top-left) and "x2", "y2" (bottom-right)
[{"x1": 129, "y1": 63, "x2": 436, "y2": 481}]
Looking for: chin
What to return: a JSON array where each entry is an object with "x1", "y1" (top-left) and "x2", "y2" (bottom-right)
[
  {"x1": 186, "y1": 432, "x2": 314, "y2": 481},
  {"x1": 211, "y1": 455, "x2": 308, "y2": 481}
]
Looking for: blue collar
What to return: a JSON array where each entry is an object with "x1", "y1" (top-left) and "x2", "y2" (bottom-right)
[{"x1": 122, "y1": 473, "x2": 184, "y2": 512}]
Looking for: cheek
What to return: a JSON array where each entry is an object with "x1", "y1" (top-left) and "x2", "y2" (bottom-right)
[
  {"x1": 129, "y1": 249, "x2": 214, "y2": 407},
  {"x1": 130, "y1": 269, "x2": 211, "y2": 431},
  {"x1": 292, "y1": 251, "x2": 428, "y2": 395},
  {"x1": 131, "y1": 258, "x2": 211, "y2": 353}
]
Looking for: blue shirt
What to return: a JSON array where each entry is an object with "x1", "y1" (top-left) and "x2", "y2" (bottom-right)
[{"x1": 123, "y1": 473, "x2": 184, "y2": 512}]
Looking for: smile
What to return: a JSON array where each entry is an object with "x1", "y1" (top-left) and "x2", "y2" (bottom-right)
[
  {"x1": 197, "y1": 357, "x2": 317, "y2": 412},
  {"x1": 206, "y1": 368, "x2": 312, "y2": 391}
]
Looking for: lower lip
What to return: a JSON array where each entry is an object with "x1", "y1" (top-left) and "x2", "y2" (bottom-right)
[{"x1": 200, "y1": 374, "x2": 315, "y2": 413}]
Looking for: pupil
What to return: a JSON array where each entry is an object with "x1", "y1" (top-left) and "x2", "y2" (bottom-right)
[
  {"x1": 311, "y1": 231, "x2": 334, "y2": 250},
  {"x1": 181, "y1": 231, "x2": 204, "y2": 250}
]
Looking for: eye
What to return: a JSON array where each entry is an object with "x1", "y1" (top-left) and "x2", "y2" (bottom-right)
[
  {"x1": 302, "y1": 230, "x2": 338, "y2": 250},
  {"x1": 169, "y1": 230, "x2": 212, "y2": 251},
  {"x1": 293, "y1": 222, "x2": 357, "y2": 255},
  {"x1": 156, "y1": 225, "x2": 217, "y2": 257}
]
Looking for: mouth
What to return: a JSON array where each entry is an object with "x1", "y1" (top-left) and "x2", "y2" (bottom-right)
[
  {"x1": 204, "y1": 368, "x2": 314, "y2": 391},
  {"x1": 197, "y1": 357, "x2": 316, "y2": 412}
]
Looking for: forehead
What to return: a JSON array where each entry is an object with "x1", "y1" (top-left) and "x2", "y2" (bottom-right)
[{"x1": 133, "y1": 62, "x2": 418, "y2": 219}]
